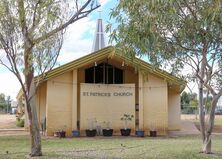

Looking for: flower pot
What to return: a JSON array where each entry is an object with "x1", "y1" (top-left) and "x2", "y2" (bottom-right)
[
  {"x1": 150, "y1": 130, "x2": 157, "y2": 137},
  {"x1": 54, "y1": 131, "x2": 60, "y2": 137},
  {"x1": 136, "y1": 130, "x2": 144, "y2": 137},
  {"x1": 59, "y1": 131, "x2": 66, "y2": 138},
  {"x1": 102, "y1": 129, "x2": 113, "y2": 137},
  {"x1": 85, "y1": 129, "x2": 97, "y2": 137},
  {"x1": 72, "y1": 130, "x2": 80, "y2": 137},
  {"x1": 120, "y1": 128, "x2": 131, "y2": 136}
]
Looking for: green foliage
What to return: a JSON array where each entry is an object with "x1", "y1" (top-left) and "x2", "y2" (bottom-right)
[
  {"x1": 110, "y1": 4, "x2": 222, "y2": 149},
  {"x1": 181, "y1": 91, "x2": 198, "y2": 108},
  {"x1": 120, "y1": 113, "x2": 134, "y2": 121},
  {"x1": 108, "y1": 0, "x2": 222, "y2": 82},
  {"x1": 181, "y1": 92, "x2": 198, "y2": 114},
  {"x1": 204, "y1": 96, "x2": 213, "y2": 111},
  {"x1": 181, "y1": 92, "x2": 190, "y2": 108},
  {"x1": 16, "y1": 117, "x2": 24, "y2": 127},
  {"x1": 191, "y1": 99, "x2": 198, "y2": 108},
  {"x1": 0, "y1": 0, "x2": 68, "y2": 74},
  {"x1": 121, "y1": 113, "x2": 134, "y2": 129},
  {"x1": 0, "y1": 93, "x2": 7, "y2": 109},
  {"x1": 0, "y1": 93, "x2": 11, "y2": 112}
]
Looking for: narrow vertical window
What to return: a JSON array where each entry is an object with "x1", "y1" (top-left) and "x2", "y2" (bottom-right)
[{"x1": 85, "y1": 63, "x2": 123, "y2": 84}]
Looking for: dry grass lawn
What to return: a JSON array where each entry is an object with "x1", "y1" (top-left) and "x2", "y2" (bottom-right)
[
  {"x1": 0, "y1": 135, "x2": 222, "y2": 159},
  {"x1": 0, "y1": 114, "x2": 221, "y2": 158}
]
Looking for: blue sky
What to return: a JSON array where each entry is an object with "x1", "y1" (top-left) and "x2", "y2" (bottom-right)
[
  {"x1": 56, "y1": 0, "x2": 117, "y2": 65},
  {"x1": 0, "y1": 0, "x2": 117, "y2": 99}
]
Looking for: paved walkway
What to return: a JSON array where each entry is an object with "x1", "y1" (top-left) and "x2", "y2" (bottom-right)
[{"x1": 168, "y1": 120, "x2": 200, "y2": 136}]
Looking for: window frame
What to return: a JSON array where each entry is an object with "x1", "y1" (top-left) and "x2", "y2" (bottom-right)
[{"x1": 85, "y1": 63, "x2": 123, "y2": 84}]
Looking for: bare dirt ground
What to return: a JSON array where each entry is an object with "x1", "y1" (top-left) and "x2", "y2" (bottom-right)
[
  {"x1": 181, "y1": 114, "x2": 199, "y2": 120},
  {"x1": 0, "y1": 114, "x2": 18, "y2": 129},
  {"x1": 0, "y1": 114, "x2": 220, "y2": 136},
  {"x1": 181, "y1": 114, "x2": 222, "y2": 133},
  {"x1": 181, "y1": 114, "x2": 222, "y2": 125},
  {"x1": 0, "y1": 114, "x2": 27, "y2": 136}
]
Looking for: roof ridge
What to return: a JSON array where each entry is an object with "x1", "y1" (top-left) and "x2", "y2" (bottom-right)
[{"x1": 34, "y1": 45, "x2": 186, "y2": 90}]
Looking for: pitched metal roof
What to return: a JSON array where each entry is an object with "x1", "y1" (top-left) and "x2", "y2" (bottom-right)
[
  {"x1": 17, "y1": 46, "x2": 186, "y2": 99},
  {"x1": 36, "y1": 46, "x2": 186, "y2": 92}
]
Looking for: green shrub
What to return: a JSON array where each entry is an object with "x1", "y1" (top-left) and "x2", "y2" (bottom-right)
[{"x1": 16, "y1": 117, "x2": 24, "y2": 127}]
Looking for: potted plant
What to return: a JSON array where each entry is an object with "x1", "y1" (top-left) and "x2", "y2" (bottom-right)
[
  {"x1": 54, "y1": 131, "x2": 60, "y2": 137},
  {"x1": 136, "y1": 129, "x2": 144, "y2": 137},
  {"x1": 120, "y1": 114, "x2": 134, "y2": 136},
  {"x1": 102, "y1": 121, "x2": 113, "y2": 137},
  {"x1": 59, "y1": 130, "x2": 66, "y2": 138},
  {"x1": 72, "y1": 130, "x2": 80, "y2": 137},
  {"x1": 56, "y1": 125, "x2": 66, "y2": 138},
  {"x1": 72, "y1": 121, "x2": 80, "y2": 137},
  {"x1": 150, "y1": 127, "x2": 157, "y2": 137},
  {"x1": 85, "y1": 118, "x2": 97, "y2": 137}
]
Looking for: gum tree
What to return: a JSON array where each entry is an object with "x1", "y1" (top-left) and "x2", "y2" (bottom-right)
[
  {"x1": 0, "y1": 0, "x2": 99, "y2": 156},
  {"x1": 108, "y1": 0, "x2": 222, "y2": 154}
]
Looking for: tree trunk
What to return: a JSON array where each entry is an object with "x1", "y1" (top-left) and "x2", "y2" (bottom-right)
[
  {"x1": 202, "y1": 95, "x2": 220, "y2": 154},
  {"x1": 198, "y1": 82, "x2": 205, "y2": 142},
  {"x1": 202, "y1": 135, "x2": 211, "y2": 153},
  {"x1": 21, "y1": 19, "x2": 42, "y2": 155},
  {"x1": 25, "y1": 77, "x2": 42, "y2": 156}
]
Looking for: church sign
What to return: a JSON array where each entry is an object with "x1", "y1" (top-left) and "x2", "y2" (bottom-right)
[{"x1": 82, "y1": 91, "x2": 133, "y2": 97}]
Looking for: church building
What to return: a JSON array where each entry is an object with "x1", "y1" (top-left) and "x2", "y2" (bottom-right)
[{"x1": 18, "y1": 18, "x2": 186, "y2": 136}]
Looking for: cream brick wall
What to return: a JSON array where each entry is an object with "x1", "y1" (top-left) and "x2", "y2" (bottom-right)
[
  {"x1": 124, "y1": 69, "x2": 138, "y2": 103},
  {"x1": 143, "y1": 73, "x2": 168, "y2": 135},
  {"x1": 36, "y1": 82, "x2": 46, "y2": 126},
  {"x1": 25, "y1": 82, "x2": 47, "y2": 130},
  {"x1": 33, "y1": 58, "x2": 181, "y2": 137},
  {"x1": 77, "y1": 68, "x2": 85, "y2": 123},
  {"x1": 80, "y1": 83, "x2": 135, "y2": 135},
  {"x1": 168, "y1": 89, "x2": 181, "y2": 130},
  {"x1": 72, "y1": 69, "x2": 78, "y2": 130},
  {"x1": 46, "y1": 72, "x2": 73, "y2": 136},
  {"x1": 20, "y1": 51, "x2": 186, "y2": 138}
]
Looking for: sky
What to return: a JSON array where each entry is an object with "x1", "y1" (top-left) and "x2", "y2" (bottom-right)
[
  {"x1": 0, "y1": 0, "x2": 117, "y2": 100},
  {"x1": 0, "y1": 0, "x2": 197, "y2": 100}
]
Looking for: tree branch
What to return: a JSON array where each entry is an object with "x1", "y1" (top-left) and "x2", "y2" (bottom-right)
[
  {"x1": 29, "y1": 0, "x2": 41, "y2": 33},
  {"x1": 18, "y1": 0, "x2": 29, "y2": 39},
  {"x1": 183, "y1": 0, "x2": 198, "y2": 21},
  {"x1": 33, "y1": 0, "x2": 100, "y2": 44}
]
